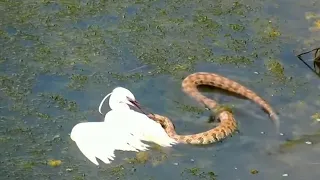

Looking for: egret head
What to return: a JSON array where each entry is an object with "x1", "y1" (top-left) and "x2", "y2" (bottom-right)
[{"x1": 98, "y1": 87, "x2": 147, "y2": 115}]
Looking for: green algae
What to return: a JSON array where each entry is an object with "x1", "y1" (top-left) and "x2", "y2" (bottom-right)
[
  {"x1": 311, "y1": 112, "x2": 320, "y2": 121},
  {"x1": 265, "y1": 59, "x2": 286, "y2": 81},
  {"x1": 175, "y1": 102, "x2": 205, "y2": 114},
  {"x1": 126, "y1": 152, "x2": 150, "y2": 164},
  {"x1": 209, "y1": 55, "x2": 253, "y2": 66},
  {"x1": 20, "y1": 161, "x2": 37, "y2": 170},
  {"x1": 181, "y1": 167, "x2": 218, "y2": 180},
  {"x1": 125, "y1": 144, "x2": 170, "y2": 167},
  {"x1": 37, "y1": 93, "x2": 79, "y2": 112},
  {"x1": 68, "y1": 74, "x2": 89, "y2": 90},
  {"x1": 110, "y1": 165, "x2": 126, "y2": 177},
  {"x1": 47, "y1": 159, "x2": 62, "y2": 167},
  {"x1": 250, "y1": 169, "x2": 259, "y2": 174},
  {"x1": 229, "y1": 24, "x2": 245, "y2": 32}
]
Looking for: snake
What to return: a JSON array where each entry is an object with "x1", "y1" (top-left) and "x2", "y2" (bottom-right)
[{"x1": 147, "y1": 72, "x2": 279, "y2": 145}]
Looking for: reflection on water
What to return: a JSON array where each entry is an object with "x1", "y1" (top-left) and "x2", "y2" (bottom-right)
[{"x1": 1, "y1": 0, "x2": 320, "y2": 179}]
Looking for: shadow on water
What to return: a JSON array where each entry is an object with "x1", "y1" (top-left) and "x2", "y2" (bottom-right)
[{"x1": 1, "y1": 0, "x2": 320, "y2": 180}]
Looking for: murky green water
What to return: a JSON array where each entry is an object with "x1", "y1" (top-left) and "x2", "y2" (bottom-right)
[{"x1": 1, "y1": 0, "x2": 320, "y2": 179}]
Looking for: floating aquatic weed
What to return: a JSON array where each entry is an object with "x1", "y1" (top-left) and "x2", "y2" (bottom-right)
[
  {"x1": 174, "y1": 101, "x2": 205, "y2": 114},
  {"x1": 210, "y1": 55, "x2": 253, "y2": 66},
  {"x1": 265, "y1": 59, "x2": 286, "y2": 81},
  {"x1": 229, "y1": 23, "x2": 245, "y2": 32},
  {"x1": 305, "y1": 12, "x2": 320, "y2": 20},
  {"x1": 309, "y1": 19, "x2": 320, "y2": 32},
  {"x1": 109, "y1": 165, "x2": 125, "y2": 177},
  {"x1": 151, "y1": 154, "x2": 168, "y2": 167},
  {"x1": 47, "y1": 159, "x2": 62, "y2": 167},
  {"x1": 250, "y1": 169, "x2": 259, "y2": 174},
  {"x1": 68, "y1": 74, "x2": 89, "y2": 90},
  {"x1": 125, "y1": 144, "x2": 169, "y2": 166},
  {"x1": 181, "y1": 167, "x2": 218, "y2": 180},
  {"x1": 314, "y1": 20, "x2": 320, "y2": 29},
  {"x1": 133, "y1": 152, "x2": 150, "y2": 164},
  {"x1": 311, "y1": 112, "x2": 320, "y2": 122},
  {"x1": 20, "y1": 161, "x2": 37, "y2": 170},
  {"x1": 38, "y1": 93, "x2": 79, "y2": 112}
]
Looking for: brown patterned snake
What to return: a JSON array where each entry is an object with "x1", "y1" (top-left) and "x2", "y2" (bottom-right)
[{"x1": 147, "y1": 72, "x2": 279, "y2": 145}]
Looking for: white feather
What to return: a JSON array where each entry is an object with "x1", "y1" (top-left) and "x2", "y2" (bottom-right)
[
  {"x1": 70, "y1": 121, "x2": 150, "y2": 165},
  {"x1": 70, "y1": 87, "x2": 177, "y2": 166},
  {"x1": 104, "y1": 108, "x2": 177, "y2": 147}
]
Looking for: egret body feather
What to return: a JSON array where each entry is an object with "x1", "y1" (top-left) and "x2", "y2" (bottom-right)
[{"x1": 70, "y1": 87, "x2": 177, "y2": 166}]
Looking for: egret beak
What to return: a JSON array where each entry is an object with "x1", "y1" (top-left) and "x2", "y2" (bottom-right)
[{"x1": 126, "y1": 97, "x2": 151, "y2": 116}]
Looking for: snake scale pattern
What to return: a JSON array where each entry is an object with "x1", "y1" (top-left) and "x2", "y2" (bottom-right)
[{"x1": 148, "y1": 72, "x2": 279, "y2": 145}]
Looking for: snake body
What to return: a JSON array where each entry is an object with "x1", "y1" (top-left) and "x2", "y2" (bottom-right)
[{"x1": 148, "y1": 72, "x2": 279, "y2": 145}]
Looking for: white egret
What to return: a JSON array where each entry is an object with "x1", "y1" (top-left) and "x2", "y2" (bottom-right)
[
  {"x1": 70, "y1": 87, "x2": 177, "y2": 166},
  {"x1": 98, "y1": 87, "x2": 177, "y2": 147}
]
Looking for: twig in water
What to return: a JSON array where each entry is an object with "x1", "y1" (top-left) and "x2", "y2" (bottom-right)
[{"x1": 128, "y1": 65, "x2": 148, "y2": 73}]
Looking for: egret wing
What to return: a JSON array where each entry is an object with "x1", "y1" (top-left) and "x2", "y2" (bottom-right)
[
  {"x1": 70, "y1": 122, "x2": 150, "y2": 165},
  {"x1": 113, "y1": 110, "x2": 178, "y2": 147}
]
